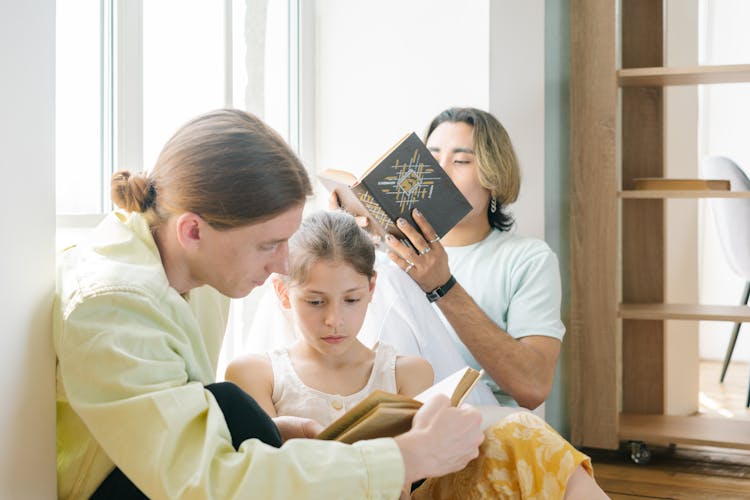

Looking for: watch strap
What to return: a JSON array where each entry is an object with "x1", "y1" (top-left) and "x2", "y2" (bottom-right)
[{"x1": 426, "y1": 275, "x2": 457, "y2": 303}]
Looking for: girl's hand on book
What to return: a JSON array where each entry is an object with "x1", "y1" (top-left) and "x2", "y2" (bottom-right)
[
  {"x1": 394, "y1": 394, "x2": 483, "y2": 485},
  {"x1": 385, "y1": 210, "x2": 451, "y2": 292},
  {"x1": 273, "y1": 416, "x2": 324, "y2": 441}
]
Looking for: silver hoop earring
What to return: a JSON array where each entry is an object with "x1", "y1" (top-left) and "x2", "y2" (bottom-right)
[{"x1": 490, "y1": 197, "x2": 497, "y2": 214}]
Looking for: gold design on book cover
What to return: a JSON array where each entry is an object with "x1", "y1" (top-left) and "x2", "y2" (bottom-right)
[
  {"x1": 356, "y1": 190, "x2": 397, "y2": 231},
  {"x1": 377, "y1": 148, "x2": 439, "y2": 214}
]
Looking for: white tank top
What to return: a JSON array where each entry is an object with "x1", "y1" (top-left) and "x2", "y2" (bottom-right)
[{"x1": 269, "y1": 342, "x2": 399, "y2": 427}]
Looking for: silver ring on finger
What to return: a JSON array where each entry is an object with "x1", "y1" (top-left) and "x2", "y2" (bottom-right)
[
  {"x1": 404, "y1": 262, "x2": 415, "y2": 273},
  {"x1": 421, "y1": 246, "x2": 431, "y2": 255},
  {"x1": 428, "y1": 235, "x2": 441, "y2": 243}
]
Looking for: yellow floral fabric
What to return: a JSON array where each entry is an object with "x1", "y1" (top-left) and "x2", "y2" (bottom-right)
[{"x1": 412, "y1": 412, "x2": 593, "y2": 500}]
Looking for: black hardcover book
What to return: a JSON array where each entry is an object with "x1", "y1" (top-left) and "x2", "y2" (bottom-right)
[{"x1": 318, "y1": 132, "x2": 472, "y2": 241}]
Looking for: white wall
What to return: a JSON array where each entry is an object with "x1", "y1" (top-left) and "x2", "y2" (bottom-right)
[
  {"x1": 0, "y1": 1, "x2": 57, "y2": 497},
  {"x1": 664, "y1": 0, "x2": 700, "y2": 415},
  {"x1": 490, "y1": 1, "x2": 546, "y2": 239},
  {"x1": 311, "y1": 0, "x2": 546, "y2": 238},
  {"x1": 313, "y1": 0, "x2": 489, "y2": 178}
]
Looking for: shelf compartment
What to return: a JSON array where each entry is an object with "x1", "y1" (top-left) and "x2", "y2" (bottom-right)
[
  {"x1": 619, "y1": 190, "x2": 750, "y2": 199},
  {"x1": 619, "y1": 303, "x2": 750, "y2": 322},
  {"x1": 619, "y1": 413, "x2": 750, "y2": 450},
  {"x1": 618, "y1": 64, "x2": 750, "y2": 87}
]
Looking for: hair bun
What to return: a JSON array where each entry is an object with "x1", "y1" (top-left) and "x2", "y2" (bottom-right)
[{"x1": 111, "y1": 170, "x2": 156, "y2": 213}]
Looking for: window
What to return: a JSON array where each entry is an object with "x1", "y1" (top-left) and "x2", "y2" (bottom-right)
[
  {"x1": 55, "y1": 0, "x2": 300, "y2": 235},
  {"x1": 142, "y1": 1, "x2": 228, "y2": 169}
]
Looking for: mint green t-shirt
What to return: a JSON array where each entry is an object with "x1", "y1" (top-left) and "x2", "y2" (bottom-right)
[{"x1": 438, "y1": 229, "x2": 565, "y2": 406}]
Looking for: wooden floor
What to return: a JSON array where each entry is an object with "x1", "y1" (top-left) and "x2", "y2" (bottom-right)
[
  {"x1": 699, "y1": 360, "x2": 749, "y2": 421},
  {"x1": 589, "y1": 446, "x2": 750, "y2": 499},
  {"x1": 590, "y1": 360, "x2": 750, "y2": 499}
]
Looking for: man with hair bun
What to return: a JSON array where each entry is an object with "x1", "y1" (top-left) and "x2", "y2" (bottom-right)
[{"x1": 54, "y1": 109, "x2": 484, "y2": 499}]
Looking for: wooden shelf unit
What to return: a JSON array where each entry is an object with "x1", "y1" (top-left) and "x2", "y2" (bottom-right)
[
  {"x1": 619, "y1": 414, "x2": 750, "y2": 451},
  {"x1": 619, "y1": 303, "x2": 750, "y2": 323},
  {"x1": 618, "y1": 64, "x2": 750, "y2": 87},
  {"x1": 571, "y1": 1, "x2": 750, "y2": 452},
  {"x1": 619, "y1": 190, "x2": 750, "y2": 199}
]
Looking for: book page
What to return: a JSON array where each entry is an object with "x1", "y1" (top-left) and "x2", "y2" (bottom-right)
[
  {"x1": 335, "y1": 406, "x2": 418, "y2": 444},
  {"x1": 316, "y1": 390, "x2": 416, "y2": 441},
  {"x1": 316, "y1": 368, "x2": 484, "y2": 443},
  {"x1": 317, "y1": 168, "x2": 357, "y2": 188},
  {"x1": 414, "y1": 367, "x2": 483, "y2": 407}
]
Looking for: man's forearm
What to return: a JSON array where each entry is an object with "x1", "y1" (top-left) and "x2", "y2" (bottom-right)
[{"x1": 435, "y1": 283, "x2": 556, "y2": 409}]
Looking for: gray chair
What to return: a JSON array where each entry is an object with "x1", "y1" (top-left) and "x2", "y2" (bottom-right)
[{"x1": 701, "y1": 156, "x2": 750, "y2": 407}]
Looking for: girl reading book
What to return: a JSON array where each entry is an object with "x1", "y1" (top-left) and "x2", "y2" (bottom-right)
[{"x1": 226, "y1": 210, "x2": 607, "y2": 499}]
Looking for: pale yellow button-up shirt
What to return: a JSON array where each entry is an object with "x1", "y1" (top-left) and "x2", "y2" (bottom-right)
[{"x1": 54, "y1": 211, "x2": 404, "y2": 499}]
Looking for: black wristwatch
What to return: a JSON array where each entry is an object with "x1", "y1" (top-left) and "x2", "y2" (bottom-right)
[{"x1": 426, "y1": 275, "x2": 457, "y2": 303}]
